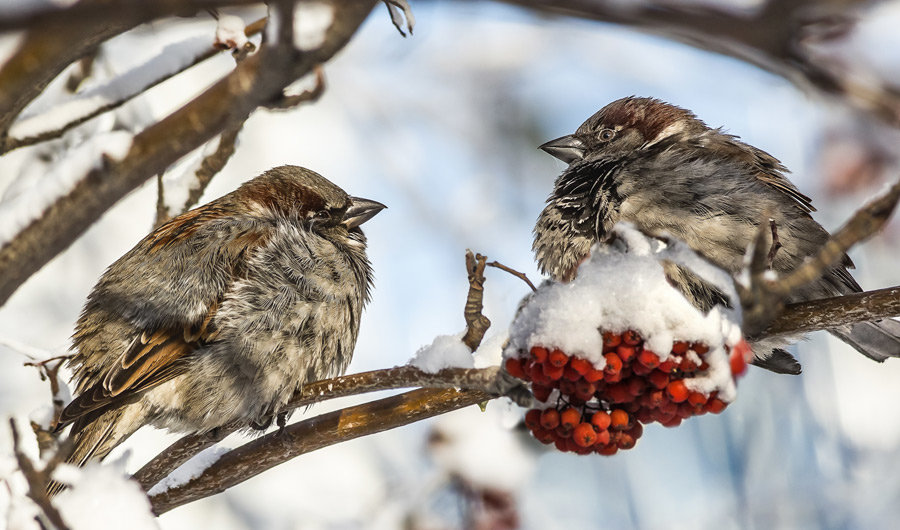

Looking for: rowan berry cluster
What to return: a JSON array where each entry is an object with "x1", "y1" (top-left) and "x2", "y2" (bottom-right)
[{"x1": 505, "y1": 330, "x2": 750, "y2": 455}]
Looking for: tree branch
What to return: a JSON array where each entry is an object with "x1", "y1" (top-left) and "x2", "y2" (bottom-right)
[
  {"x1": 148, "y1": 387, "x2": 490, "y2": 514},
  {"x1": 496, "y1": 0, "x2": 900, "y2": 127},
  {"x1": 761, "y1": 286, "x2": 900, "y2": 338}
]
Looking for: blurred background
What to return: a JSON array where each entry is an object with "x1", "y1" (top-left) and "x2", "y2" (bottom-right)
[{"x1": 2, "y1": 0, "x2": 900, "y2": 528}]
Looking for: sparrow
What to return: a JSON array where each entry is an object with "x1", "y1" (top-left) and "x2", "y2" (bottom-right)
[
  {"x1": 534, "y1": 96, "x2": 900, "y2": 374},
  {"x1": 52, "y1": 165, "x2": 384, "y2": 488}
]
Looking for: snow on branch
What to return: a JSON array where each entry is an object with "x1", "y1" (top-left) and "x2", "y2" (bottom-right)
[
  {"x1": 0, "y1": 0, "x2": 381, "y2": 308},
  {"x1": 2, "y1": 18, "x2": 266, "y2": 154}
]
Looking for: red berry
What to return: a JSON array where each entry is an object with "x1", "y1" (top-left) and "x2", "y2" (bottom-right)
[
  {"x1": 573, "y1": 423, "x2": 598, "y2": 447},
  {"x1": 677, "y1": 402, "x2": 695, "y2": 419},
  {"x1": 596, "y1": 443, "x2": 618, "y2": 456},
  {"x1": 671, "y1": 341, "x2": 689, "y2": 354},
  {"x1": 688, "y1": 391, "x2": 707, "y2": 406},
  {"x1": 692, "y1": 343, "x2": 709, "y2": 355},
  {"x1": 591, "y1": 411, "x2": 611, "y2": 430},
  {"x1": 616, "y1": 345, "x2": 637, "y2": 363},
  {"x1": 540, "y1": 408, "x2": 560, "y2": 430},
  {"x1": 563, "y1": 366, "x2": 582, "y2": 382},
  {"x1": 604, "y1": 352, "x2": 623, "y2": 375},
  {"x1": 659, "y1": 400, "x2": 678, "y2": 415},
  {"x1": 559, "y1": 379, "x2": 576, "y2": 396},
  {"x1": 623, "y1": 330, "x2": 642, "y2": 346},
  {"x1": 626, "y1": 422, "x2": 643, "y2": 440},
  {"x1": 661, "y1": 416, "x2": 682, "y2": 428},
  {"x1": 657, "y1": 359, "x2": 677, "y2": 373},
  {"x1": 548, "y1": 349, "x2": 568, "y2": 368},
  {"x1": 606, "y1": 383, "x2": 632, "y2": 403},
  {"x1": 554, "y1": 438, "x2": 567, "y2": 452},
  {"x1": 524, "y1": 409, "x2": 541, "y2": 430},
  {"x1": 531, "y1": 384, "x2": 552, "y2": 402},
  {"x1": 646, "y1": 389, "x2": 666, "y2": 409},
  {"x1": 530, "y1": 346, "x2": 548, "y2": 363},
  {"x1": 602, "y1": 332, "x2": 622, "y2": 349},
  {"x1": 666, "y1": 380, "x2": 689, "y2": 403},
  {"x1": 706, "y1": 397, "x2": 727, "y2": 414},
  {"x1": 543, "y1": 362, "x2": 565, "y2": 380},
  {"x1": 730, "y1": 348, "x2": 747, "y2": 376},
  {"x1": 595, "y1": 429, "x2": 611, "y2": 445},
  {"x1": 616, "y1": 432, "x2": 637, "y2": 449},
  {"x1": 648, "y1": 370, "x2": 669, "y2": 389},
  {"x1": 575, "y1": 379, "x2": 595, "y2": 395},
  {"x1": 626, "y1": 377, "x2": 647, "y2": 397},
  {"x1": 584, "y1": 368, "x2": 605, "y2": 383},
  {"x1": 632, "y1": 362, "x2": 652, "y2": 376},
  {"x1": 635, "y1": 408, "x2": 653, "y2": 424},
  {"x1": 533, "y1": 427, "x2": 556, "y2": 444},
  {"x1": 555, "y1": 426, "x2": 572, "y2": 439},
  {"x1": 637, "y1": 349, "x2": 660, "y2": 369},
  {"x1": 678, "y1": 356, "x2": 698, "y2": 373},
  {"x1": 610, "y1": 409, "x2": 632, "y2": 430},
  {"x1": 569, "y1": 357, "x2": 592, "y2": 375},
  {"x1": 565, "y1": 437, "x2": 580, "y2": 453},
  {"x1": 560, "y1": 407, "x2": 580, "y2": 430},
  {"x1": 504, "y1": 358, "x2": 526, "y2": 379}
]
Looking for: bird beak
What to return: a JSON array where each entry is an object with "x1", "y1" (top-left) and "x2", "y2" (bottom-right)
[
  {"x1": 342, "y1": 197, "x2": 386, "y2": 229},
  {"x1": 540, "y1": 134, "x2": 585, "y2": 164}
]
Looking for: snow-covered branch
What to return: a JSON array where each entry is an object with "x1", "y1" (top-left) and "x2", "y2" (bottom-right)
[{"x1": 0, "y1": 0, "x2": 380, "y2": 307}]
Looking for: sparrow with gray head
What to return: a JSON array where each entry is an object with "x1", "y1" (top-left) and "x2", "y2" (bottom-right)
[
  {"x1": 50, "y1": 165, "x2": 384, "y2": 493},
  {"x1": 534, "y1": 96, "x2": 900, "y2": 374}
]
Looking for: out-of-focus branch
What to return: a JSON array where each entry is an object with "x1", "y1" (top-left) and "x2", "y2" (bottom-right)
[
  {"x1": 0, "y1": 0, "x2": 380, "y2": 307},
  {"x1": 0, "y1": 18, "x2": 267, "y2": 155},
  {"x1": 148, "y1": 387, "x2": 490, "y2": 514},
  {"x1": 497, "y1": 0, "x2": 900, "y2": 127}
]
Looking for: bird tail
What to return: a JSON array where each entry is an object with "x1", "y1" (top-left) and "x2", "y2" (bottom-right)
[
  {"x1": 830, "y1": 319, "x2": 900, "y2": 362},
  {"x1": 46, "y1": 408, "x2": 139, "y2": 497}
]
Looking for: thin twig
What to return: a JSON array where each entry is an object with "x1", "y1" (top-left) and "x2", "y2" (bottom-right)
[
  {"x1": 9, "y1": 420, "x2": 71, "y2": 530},
  {"x1": 486, "y1": 260, "x2": 537, "y2": 292},
  {"x1": 266, "y1": 65, "x2": 326, "y2": 110}
]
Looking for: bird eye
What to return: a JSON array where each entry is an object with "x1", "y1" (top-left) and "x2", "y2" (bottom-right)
[
  {"x1": 598, "y1": 129, "x2": 616, "y2": 142},
  {"x1": 311, "y1": 210, "x2": 331, "y2": 221}
]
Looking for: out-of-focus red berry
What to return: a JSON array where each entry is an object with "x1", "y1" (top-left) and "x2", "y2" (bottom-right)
[
  {"x1": 688, "y1": 391, "x2": 707, "y2": 406},
  {"x1": 603, "y1": 332, "x2": 622, "y2": 349},
  {"x1": 706, "y1": 397, "x2": 727, "y2": 414},
  {"x1": 671, "y1": 341, "x2": 689, "y2": 354},
  {"x1": 730, "y1": 348, "x2": 747, "y2": 376},
  {"x1": 584, "y1": 368, "x2": 605, "y2": 383},
  {"x1": 542, "y1": 362, "x2": 564, "y2": 381},
  {"x1": 597, "y1": 444, "x2": 618, "y2": 456},
  {"x1": 657, "y1": 359, "x2": 677, "y2": 373},
  {"x1": 637, "y1": 349, "x2": 660, "y2": 369},
  {"x1": 563, "y1": 366, "x2": 582, "y2": 382},
  {"x1": 606, "y1": 383, "x2": 631, "y2": 403},
  {"x1": 626, "y1": 377, "x2": 647, "y2": 397},
  {"x1": 692, "y1": 343, "x2": 709, "y2": 355},
  {"x1": 616, "y1": 345, "x2": 637, "y2": 363},
  {"x1": 504, "y1": 358, "x2": 526, "y2": 379},
  {"x1": 604, "y1": 352, "x2": 623, "y2": 375}
]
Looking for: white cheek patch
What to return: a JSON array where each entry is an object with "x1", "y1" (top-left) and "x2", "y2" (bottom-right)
[{"x1": 644, "y1": 120, "x2": 687, "y2": 147}]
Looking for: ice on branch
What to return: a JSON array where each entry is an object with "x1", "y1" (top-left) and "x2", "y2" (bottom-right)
[
  {"x1": 410, "y1": 333, "x2": 474, "y2": 373},
  {"x1": 0, "y1": 131, "x2": 132, "y2": 247},
  {"x1": 8, "y1": 35, "x2": 213, "y2": 141}
]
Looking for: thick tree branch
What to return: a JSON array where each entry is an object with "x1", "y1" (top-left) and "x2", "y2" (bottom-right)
[
  {"x1": 0, "y1": 0, "x2": 379, "y2": 307},
  {"x1": 761, "y1": 286, "x2": 900, "y2": 338},
  {"x1": 148, "y1": 387, "x2": 490, "y2": 514},
  {"x1": 741, "y1": 179, "x2": 900, "y2": 336}
]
